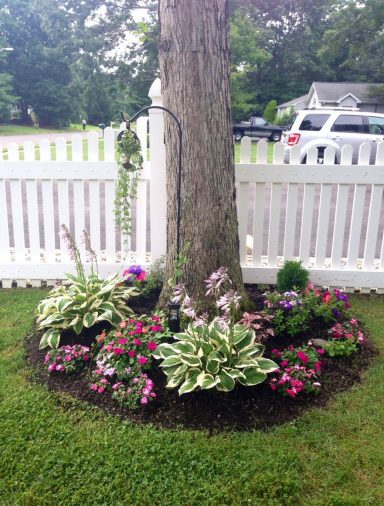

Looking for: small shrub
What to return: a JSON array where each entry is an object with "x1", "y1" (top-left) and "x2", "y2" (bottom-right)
[{"x1": 276, "y1": 260, "x2": 309, "y2": 291}]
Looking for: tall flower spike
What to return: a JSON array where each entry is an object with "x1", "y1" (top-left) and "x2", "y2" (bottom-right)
[{"x1": 205, "y1": 267, "x2": 231, "y2": 296}]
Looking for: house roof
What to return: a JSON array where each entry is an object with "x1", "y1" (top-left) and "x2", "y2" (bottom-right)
[
  {"x1": 277, "y1": 95, "x2": 308, "y2": 108},
  {"x1": 312, "y1": 82, "x2": 383, "y2": 104}
]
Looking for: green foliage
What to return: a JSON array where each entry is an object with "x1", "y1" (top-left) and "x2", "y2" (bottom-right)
[
  {"x1": 324, "y1": 339, "x2": 358, "y2": 358},
  {"x1": 272, "y1": 305, "x2": 312, "y2": 338},
  {"x1": 36, "y1": 273, "x2": 138, "y2": 349},
  {"x1": 114, "y1": 129, "x2": 144, "y2": 246},
  {"x1": 276, "y1": 260, "x2": 309, "y2": 292},
  {"x1": 154, "y1": 322, "x2": 278, "y2": 394},
  {"x1": 141, "y1": 256, "x2": 165, "y2": 295},
  {"x1": 84, "y1": 72, "x2": 114, "y2": 125},
  {"x1": 263, "y1": 100, "x2": 277, "y2": 123},
  {"x1": 0, "y1": 0, "x2": 78, "y2": 127},
  {"x1": 0, "y1": 73, "x2": 17, "y2": 120}
]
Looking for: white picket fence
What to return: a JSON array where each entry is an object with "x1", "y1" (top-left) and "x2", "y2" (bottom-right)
[
  {"x1": 237, "y1": 137, "x2": 384, "y2": 292},
  {"x1": 1, "y1": 78, "x2": 384, "y2": 291}
]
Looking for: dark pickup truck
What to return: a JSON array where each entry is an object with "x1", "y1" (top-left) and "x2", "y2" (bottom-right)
[{"x1": 233, "y1": 116, "x2": 284, "y2": 142}]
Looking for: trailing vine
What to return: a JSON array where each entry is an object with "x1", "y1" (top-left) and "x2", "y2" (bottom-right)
[{"x1": 114, "y1": 128, "x2": 144, "y2": 248}]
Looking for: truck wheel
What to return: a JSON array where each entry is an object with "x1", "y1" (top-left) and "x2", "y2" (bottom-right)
[
  {"x1": 234, "y1": 132, "x2": 243, "y2": 142},
  {"x1": 270, "y1": 131, "x2": 281, "y2": 142}
]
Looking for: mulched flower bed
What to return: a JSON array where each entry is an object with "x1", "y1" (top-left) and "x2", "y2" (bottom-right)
[{"x1": 25, "y1": 285, "x2": 378, "y2": 432}]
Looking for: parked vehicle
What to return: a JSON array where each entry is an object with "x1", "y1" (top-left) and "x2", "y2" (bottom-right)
[
  {"x1": 233, "y1": 116, "x2": 284, "y2": 142},
  {"x1": 282, "y1": 109, "x2": 384, "y2": 163}
]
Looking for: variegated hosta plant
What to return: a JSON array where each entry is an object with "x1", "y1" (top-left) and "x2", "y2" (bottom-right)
[
  {"x1": 153, "y1": 322, "x2": 278, "y2": 395},
  {"x1": 36, "y1": 273, "x2": 138, "y2": 349}
]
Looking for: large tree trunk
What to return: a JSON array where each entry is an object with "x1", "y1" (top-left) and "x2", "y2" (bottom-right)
[{"x1": 158, "y1": 0, "x2": 246, "y2": 308}]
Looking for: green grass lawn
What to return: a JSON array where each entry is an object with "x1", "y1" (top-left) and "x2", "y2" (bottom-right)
[
  {"x1": 0, "y1": 122, "x2": 99, "y2": 136},
  {"x1": 0, "y1": 289, "x2": 383, "y2": 505}
]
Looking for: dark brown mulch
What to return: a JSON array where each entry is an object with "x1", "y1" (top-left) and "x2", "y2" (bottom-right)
[{"x1": 25, "y1": 285, "x2": 379, "y2": 432}]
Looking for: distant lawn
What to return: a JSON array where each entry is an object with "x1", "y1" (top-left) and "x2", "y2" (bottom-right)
[
  {"x1": 0, "y1": 122, "x2": 100, "y2": 136},
  {"x1": 234, "y1": 140, "x2": 275, "y2": 163},
  {"x1": 0, "y1": 289, "x2": 383, "y2": 505}
]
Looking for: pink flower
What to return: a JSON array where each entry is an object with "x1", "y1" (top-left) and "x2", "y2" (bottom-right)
[
  {"x1": 115, "y1": 331, "x2": 122, "y2": 338},
  {"x1": 138, "y1": 356, "x2": 148, "y2": 365},
  {"x1": 350, "y1": 319, "x2": 357, "y2": 326},
  {"x1": 48, "y1": 363, "x2": 56, "y2": 372},
  {"x1": 64, "y1": 355, "x2": 72, "y2": 362},
  {"x1": 285, "y1": 388, "x2": 296, "y2": 398},
  {"x1": 90, "y1": 384, "x2": 98, "y2": 391},
  {"x1": 133, "y1": 338, "x2": 142, "y2": 347},
  {"x1": 152, "y1": 315, "x2": 161, "y2": 322},
  {"x1": 270, "y1": 383, "x2": 277, "y2": 391},
  {"x1": 316, "y1": 348, "x2": 325, "y2": 355},
  {"x1": 280, "y1": 360, "x2": 288, "y2": 368},
  {"x1": 128, "y1": 350, "x2": 135, "y2": 358},
  {"x1": 113, "y1": 347, "x2": 124, "y2": 355},
  {"x1": 296, "y1": 351, "x2": 309, "y2": 364},
  {"x1": 137, "y1": 271, "x2": 146, "y2": 281},
  {"x1": 97, "y1": 386, "x2": 105, "y2": 394},
  {"x1": 322, "y1": 292, "x2": 332, "y2": 304},
  {"x1": 100, "y1": 378, "x2": 108, "y2": 384},
  {"x1": 147, "y1": 341, "x2": 157, "y2": 351},
  {"x1": 271, "y1": 349, "x2": 282, "y2": 358},
  {"x1": 119, "y1": 321, "x2": 127, "y2": 329},
  {"x1": 150, "y1": 325, "x2": 162, "y2": 332},
  {"x1": 314, "y1": 361, "x2": 322, "y2": 372},
  {"x1": 83, "y1": 354, "x2": 89, "y2": 361},
  {"x1": 118, "y1": 338, "x2": 128, "y2": 345},
  {"x1": 140, "y1": 396, "x2": 148, "y2": 405}
]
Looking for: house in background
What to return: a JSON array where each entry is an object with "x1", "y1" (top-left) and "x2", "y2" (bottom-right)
[{"x1": 276, "y1": 82, "x2": 384, "y2": 118}]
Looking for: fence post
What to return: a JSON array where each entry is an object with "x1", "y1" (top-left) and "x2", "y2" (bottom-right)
[{"x1": 148, "y1": 78, "x2": 167, "y2": 261}]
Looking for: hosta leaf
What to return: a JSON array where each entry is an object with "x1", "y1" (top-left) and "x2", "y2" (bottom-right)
[
  {"x1": 233, "y1": 330, "x2": 255, "y2": 350},
  {"x1": 254, "y1": 358, "x2": 279, "y2": 373},
  {"x1": 196, "y1": 372, "x2": 216, "y2": 390},
  {"x1": 65, "y1": 272, "x2": 80, "y2": 283},
  {"x1": 206, "y1": 358, "x2": 220, "y2": 375},
  {"x1": 56, "y1": 298, "x2": 73, "y2": 313},
  {"x1": 99, "y1": 301, "x2": 116, "y2": 312},
  {"x1": 235, "y1": 357, "x2": 257, "y2": 369},
  {"x1": 47, "y1": 329, "x2": 61, "y2": 349},
  {"x1": 238, "y1": 344, "x2": 264, "y2": 359},
  {"x1": 216, "y1": 370, "x2": 236, "y2": 392},
  {"x1": 161, "y1": 356, "x2": 182, "y2": 368},
  {"x1": 39, "y1": 332, "x2": 49, "y2": 350},
  {"x1": 74, "y1": 319, "x2": 83, "y2": 335},
  {"x1": 180, "y1": 354, "x2": 202, "y2": 367},
  {"x1": 178, "y1": 378, "x2": 199, "y2": 396},
  {"x1": 83, "y1": 312, "x2": 98, "y2": 328},
  {"x1": 226, "y1": 369, "x2": 245, "y2": 380},
  {"x1": 173, "y1": 331, "x2": 192, "y2": 341},
  {"x1": 153, "y1": 343, "x2": 175, "y2": 359},
  {"x1": 170, "y1": 341, "x2": 196, "y2": 354},
  {"x1": 238, "y1": 367, "x2": 267, "y2": 386},
  {"x1": 208, "y1": 351, "x2": 226, "y2": 363},
  {"x1": 166, "y1": 365, "x2": 188, "y2": 388}
]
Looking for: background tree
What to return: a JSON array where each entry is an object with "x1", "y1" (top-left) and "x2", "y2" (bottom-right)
[
  {"x1": 158, "y1": 0, "x2": 246, "y2": 307},
  {"x1": 0, "y1": 0, "x2": 78, "y2": 127}
]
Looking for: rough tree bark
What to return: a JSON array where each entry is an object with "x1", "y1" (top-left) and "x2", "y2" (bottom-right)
[{"x1": 158, "y1": 0, "x2": 246, "y2": 307}]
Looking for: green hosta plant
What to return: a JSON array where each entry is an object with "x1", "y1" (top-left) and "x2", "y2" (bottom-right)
[
  {"x1": 153, "y1": 322, "x2": 278, "y2": 395},
  {"x1": 36, "y1": 273, "x2": 138, "y2": 349}
]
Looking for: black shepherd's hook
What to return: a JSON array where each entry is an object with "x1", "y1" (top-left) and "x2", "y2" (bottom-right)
[{"x1": 118, "y1": 106, "x2": 183, "y2": 282}]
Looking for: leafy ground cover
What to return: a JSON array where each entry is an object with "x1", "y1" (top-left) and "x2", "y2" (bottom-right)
[{"x1": 1, "y1": 288, "x2": 383, "y2": 505}]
